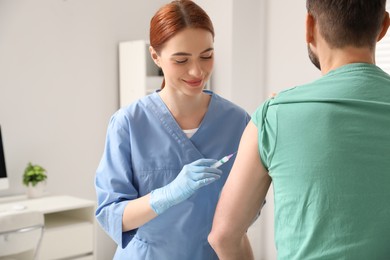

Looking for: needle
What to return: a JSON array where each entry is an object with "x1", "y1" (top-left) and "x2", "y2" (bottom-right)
[{"x1": 211, "y1": 152, "x2": 237, "y2": 168}]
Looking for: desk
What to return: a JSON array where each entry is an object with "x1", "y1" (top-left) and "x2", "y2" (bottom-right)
[{"x1": 0, "y1": 195, "x2": 96, "y2": 260}]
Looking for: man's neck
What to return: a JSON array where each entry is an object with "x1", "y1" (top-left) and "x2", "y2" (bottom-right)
[{"x1": 320, "y1": 45, "x2": 375, "y2": 75}]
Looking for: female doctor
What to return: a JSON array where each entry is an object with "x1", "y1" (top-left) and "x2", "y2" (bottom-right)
[{"x1": 95, "y1": 1, "x2": 251, "y2": 259}]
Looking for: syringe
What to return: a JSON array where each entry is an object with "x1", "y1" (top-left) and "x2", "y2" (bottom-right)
[{"x1": 211, "y1": 152, "x2": 236, "y2": 168}]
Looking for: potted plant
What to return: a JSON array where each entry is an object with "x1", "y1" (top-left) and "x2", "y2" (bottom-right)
[{"x1": 23, "y1": 162, "x2": 48, "y2": 198}]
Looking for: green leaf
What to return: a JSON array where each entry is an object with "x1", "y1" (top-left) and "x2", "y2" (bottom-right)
[{"x1": 22, "y1": 162, "x2": 48, "y2": 187}]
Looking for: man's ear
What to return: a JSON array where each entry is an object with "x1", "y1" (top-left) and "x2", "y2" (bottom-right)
[
  {"x1": 306, "y1": 13, "x2": 316, "y2": 45},
  {"x1": 377, "y1": 11, "x2": 390, "y2": 42},
  {"x1": 149, "y1": 46, "x2": 160, "y2": 67}
]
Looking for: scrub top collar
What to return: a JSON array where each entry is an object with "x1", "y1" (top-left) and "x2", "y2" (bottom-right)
[{"x1": 147, "y1": 90, "x2": 216, "y2": 162}]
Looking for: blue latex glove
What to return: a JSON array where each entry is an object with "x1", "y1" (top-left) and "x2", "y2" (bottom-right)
[{"x1": 150, "y1": 158, "x2": 223, "y2": 215}]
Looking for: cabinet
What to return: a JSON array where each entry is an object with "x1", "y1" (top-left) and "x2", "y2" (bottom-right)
[
  {"x1": 119, "y1": 40, "x2": 163, "y2": 108},
  {"x1": 0, "y1": 195, "x2": 96, "y2": 260}
]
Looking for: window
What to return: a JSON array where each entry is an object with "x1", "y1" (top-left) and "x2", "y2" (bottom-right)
[{"x1": 376, "y1": 3, "x2": 390, "y2": 74}]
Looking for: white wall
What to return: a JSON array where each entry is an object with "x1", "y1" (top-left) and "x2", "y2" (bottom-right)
[
  {"x1": 0, "y1": 1, "x2": 166, "y2": 259},
  {"x1": 198, "y1": 0, "x2": 266, "y2": 113},
  {"x1": 0, "y1": 0, "x2": 320, "y2": 259}
]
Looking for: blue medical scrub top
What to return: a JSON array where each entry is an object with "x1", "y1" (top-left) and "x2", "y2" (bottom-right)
[{"x1": 95, "y1": 91, "x2": 250, "y2": 260}]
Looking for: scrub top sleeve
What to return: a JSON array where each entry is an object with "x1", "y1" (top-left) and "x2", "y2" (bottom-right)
[
  {"x1": 251, "y1": 99, "x2": 277, "y2": 170},
  {"x1": 245, "y1": 112, "x2": 251, "y2": 124},
  {"x1": 95, "y1": 110, "x2": 139, "y2": 248}
]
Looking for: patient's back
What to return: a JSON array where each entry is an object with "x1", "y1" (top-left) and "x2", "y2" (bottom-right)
[{"x1": 256, "y1": 63, "x2": 390, "y2": 260}]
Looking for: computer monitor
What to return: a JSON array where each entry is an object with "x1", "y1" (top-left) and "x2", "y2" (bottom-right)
[{"x1": 0, "y1": 125, "x2": 10, "y2": 190}]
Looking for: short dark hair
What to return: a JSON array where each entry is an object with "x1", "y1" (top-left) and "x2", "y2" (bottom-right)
[{"x1": 306, "y1": 0, "x2": 387, "y2": 48}]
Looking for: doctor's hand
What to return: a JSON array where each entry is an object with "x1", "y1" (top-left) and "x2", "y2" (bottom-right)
[{"x1": 150, "y1": 159, "x2": 223, "y2": 215}]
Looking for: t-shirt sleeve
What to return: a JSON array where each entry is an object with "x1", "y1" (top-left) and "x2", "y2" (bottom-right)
[{"x1": 251, "y1": 99, "x2": 277, "y2": 170}]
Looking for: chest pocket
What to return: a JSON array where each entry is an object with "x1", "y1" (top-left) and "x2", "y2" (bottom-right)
[{"x1": 133, "y1": 168, "x2": 180, "y2": 197}]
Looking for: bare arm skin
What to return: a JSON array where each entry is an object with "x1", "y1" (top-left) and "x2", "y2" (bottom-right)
[
  {"x1": 208, "y1": 121, "x2": 272, "y2": 259},
  {"x1": 122, "y1": 194, "x2": 158, "y2": 231}
]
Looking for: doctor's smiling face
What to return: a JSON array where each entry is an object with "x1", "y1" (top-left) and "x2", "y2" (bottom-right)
[{"x1": 150, "y1": 28, "x2": 214, "y2": 96}]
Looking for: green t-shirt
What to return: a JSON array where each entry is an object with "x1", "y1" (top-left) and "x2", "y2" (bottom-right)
[{"x1": 252, "y1": 63, "x2": 390, "y2": 260}]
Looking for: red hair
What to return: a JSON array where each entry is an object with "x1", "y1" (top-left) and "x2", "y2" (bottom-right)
[{"x1": 150, "y1": 0, "x2": 215, "y2": 88}]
